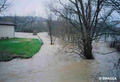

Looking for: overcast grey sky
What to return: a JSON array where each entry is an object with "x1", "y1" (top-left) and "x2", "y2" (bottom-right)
[
  {"x1": 2, "y1": 0, "x2": 120, "y2": 20},
  {"x1": 3, "y1": 0, "x2": 69, "y2": 17},
  {"x1": 4, "y1": 0, "x2": 51, "y2": 17}
]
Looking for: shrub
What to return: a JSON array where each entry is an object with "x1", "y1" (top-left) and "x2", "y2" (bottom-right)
[
  {"x1": 110, "y1": 41, "x2": 116, "y2": 48},
  {"x1": 33, "y1": 30, "x2": 38, "y2": 35},
  {"x1": 116, "y1": 43, "x2": 120, "y2": 51},
  {"x1": 110, "y1": 37, "x2": 120, "y2": 52}
]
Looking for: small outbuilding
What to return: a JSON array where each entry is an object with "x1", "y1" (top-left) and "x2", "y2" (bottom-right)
[{"x1": 0, "y1": 21, "x2": 15, "y2": 39}]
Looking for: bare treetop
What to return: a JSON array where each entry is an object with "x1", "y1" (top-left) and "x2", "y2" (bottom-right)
[{"x1": 0, "y1": 0, "x2": 11, "y2": 13}]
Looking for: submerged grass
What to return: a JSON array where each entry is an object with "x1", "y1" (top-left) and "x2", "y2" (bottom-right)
[{"x1": 0, "y1": 38, "x2": 43, "y2": 61}]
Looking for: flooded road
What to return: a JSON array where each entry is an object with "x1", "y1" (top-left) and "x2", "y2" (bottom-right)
[{"x1": 0, "y1": 32, "x2": 120, "y2": 82}]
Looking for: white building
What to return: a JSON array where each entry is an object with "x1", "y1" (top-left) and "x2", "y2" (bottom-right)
[{"x1": 0, "y1": 21, "x2": 15, "y2": 39}]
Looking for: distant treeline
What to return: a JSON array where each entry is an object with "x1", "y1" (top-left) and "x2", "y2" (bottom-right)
[{"x1": 0, "y1": 16, "x2": 47, "y2": 32}]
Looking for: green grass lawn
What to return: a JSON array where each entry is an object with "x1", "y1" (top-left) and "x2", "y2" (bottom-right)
[{"x1": 0, "y1": 38, "x2": 43, "y2": 61}]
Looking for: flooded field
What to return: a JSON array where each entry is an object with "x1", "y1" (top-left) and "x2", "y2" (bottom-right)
[{"x1": 0, "y1": 32, "x2": 120, "y2": 82}]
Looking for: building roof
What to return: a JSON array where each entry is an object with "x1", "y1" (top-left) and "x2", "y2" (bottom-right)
[{"x1": 0, "y1": 21, "x2": 15, "y2": 26}]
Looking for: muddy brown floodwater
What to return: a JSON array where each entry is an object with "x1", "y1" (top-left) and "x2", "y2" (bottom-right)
[{"x1": 0, "y1": 32, "x2": 120, "y2": 82}]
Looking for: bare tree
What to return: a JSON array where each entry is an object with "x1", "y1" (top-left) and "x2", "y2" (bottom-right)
[
  {"x1": 27, "y1": 14, "x2": 37, "y2": 29},
  {"x1": 0, "y1": 0, "x2": 11, "y2": 13},
  {"x1": 50, "y1": 0, "x2": 113, "y2": 59},
  {"x1": 105, "y1": 0, "x2": 120, "y2": 13},
  {"x1": 47, "y1": 13, "x2": 55, "y2": 45},
  {"x1": 103, "y1": 0, "x2": 120, "y2": 36}
]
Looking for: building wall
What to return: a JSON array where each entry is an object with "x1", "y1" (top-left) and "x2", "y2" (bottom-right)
[{"x1": 0, "y1": 25, "x2": 15, "y2": 38}]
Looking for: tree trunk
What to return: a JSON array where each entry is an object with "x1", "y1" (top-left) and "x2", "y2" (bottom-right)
[
  {"x1": 83, "y1": 41, "x2": 94, "y2": 59},
  {"x1": 50, "y1": 31, "x2": 53, "y2": 45},
  {"x1": 50, "y1": 35, "x2": 53, "y2": 45}
]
